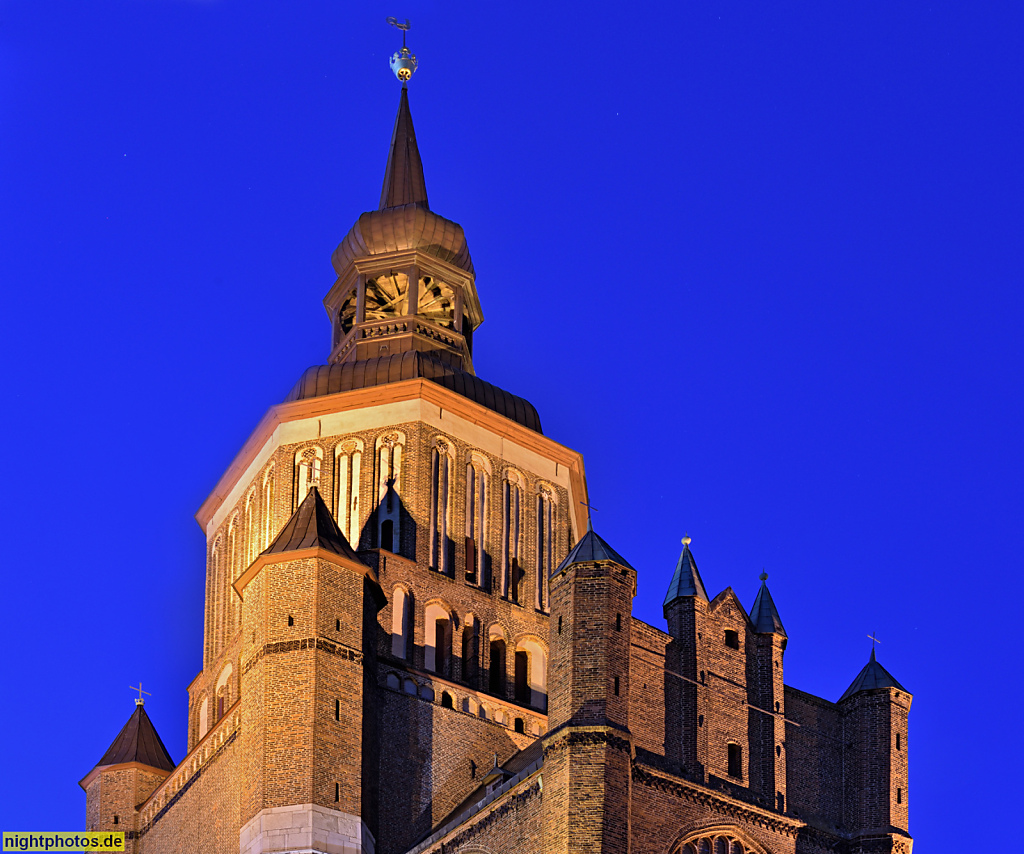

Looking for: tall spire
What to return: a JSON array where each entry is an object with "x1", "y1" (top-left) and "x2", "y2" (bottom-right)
[{"x1": 379, "y1": 87, "x2": 429, "y2": 210}]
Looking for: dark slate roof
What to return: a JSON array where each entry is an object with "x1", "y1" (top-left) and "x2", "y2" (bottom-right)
[
  {"x1": 285, "y1": 351, "x2": 543, "y2": 433},
  {"x1": 839, "y1": 649, "x2": 908, "y2": 701},
  {"x1": 663, "y1": 542, "x2": 709, "y2": 607},
  {"x1": 553, "y1": 522, "x2": 635, "y2": 575},
  {"x1": 380, "y1": 87, "x2": 428, "y2": 211},
  {"x1": 749, "y1": 579, "x2": 786, "y2": 636},
  {"x1": 95, "y1": 703, "x2": 175, "y2": 772},
  {"x1": 263, "y1": 487, "x2": 363, "y2": 564}
]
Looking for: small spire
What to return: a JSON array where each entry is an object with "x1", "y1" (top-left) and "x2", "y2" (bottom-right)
[
  {"x1": 663, "y1": 535, "x2": 709, "y2": 607},
  {"x1": 750, "y1": 571, "x2": 786, "y2": 636}
]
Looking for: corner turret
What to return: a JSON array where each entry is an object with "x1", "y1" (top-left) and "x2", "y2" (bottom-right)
[
  {"x1": 839, "y1": 648, "x2": 912, "y2": 847},
  {"x1": 235, "y1": 487, "x2": 384, "y2": 854},
  {"x1": 543, "y1": 519, "x2": 635, "y2": 854},
  {"x1": 80, "y1": 701, "x2": 175, "y2": 851}
]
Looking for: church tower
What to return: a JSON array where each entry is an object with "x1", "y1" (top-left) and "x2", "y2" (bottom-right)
[{"x1": 80, "y1": 27, "x2": 912, "y2": 854}]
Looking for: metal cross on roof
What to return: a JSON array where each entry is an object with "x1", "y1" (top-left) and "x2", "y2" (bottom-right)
[
  {"x1": 129, "y1": 682, "x2": 151, "y2": 706},
  {"x1": 867, "y1": 631, "x2": 882, "y2": 651}
]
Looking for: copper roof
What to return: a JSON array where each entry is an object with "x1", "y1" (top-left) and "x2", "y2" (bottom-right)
[
  {"x1": 331, "y1": 89, "x2": 474, "y2": 277},
  {"x1": 93, "y1": 704, "x2": 175, "y2": 772},
  {"x1": 380, "y1": 87, "x2": 428, "y2": 210},
  {"x1": 839, "y1": 648, "x2": 908, "y2": 701},
  {"x1": 285, "y1": 351, "x2": 543, "y2": 433},
  {"x1": 331, "y1": 203, "x2": 474, "y2": 276},
  {"x1": 263, "y1": 487, "x2": 362, "y2": 563}
]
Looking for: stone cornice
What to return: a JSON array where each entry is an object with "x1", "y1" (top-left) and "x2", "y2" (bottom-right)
[{"x1": 196, "y1": 379, "x2": 588, "y2": 537}]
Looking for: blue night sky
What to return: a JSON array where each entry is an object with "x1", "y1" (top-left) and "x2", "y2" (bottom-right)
[{"x1": 1, "y1": 3, "x2": 1022, "y2": 850}]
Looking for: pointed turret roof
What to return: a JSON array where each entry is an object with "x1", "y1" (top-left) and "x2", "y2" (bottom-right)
[
  {"x1": 750, "y1": 575, "x2": 786, "y2": 636},
  {"x1": 663, "y1": 540, "x2": 708, "y2": 607},
  {"x1": 553, "y1": 519, "x2": 634, "y2": 575},
  {"x1": 379, "y1": 87, "x2": 428, "y2": 210},
  {"x1": 839, "y1": 648, "x2": 908, "y2": 701},
  {"x1": 264, "y1": 487, "x2": 362, "y2": 564},
  {"x1": 94, "y1": 703, "x2": 175, "y2": 772}
]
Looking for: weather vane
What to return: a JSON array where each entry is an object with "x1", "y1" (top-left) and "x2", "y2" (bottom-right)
[{"x1": 386, "y1": 17, "x2": 418, "y2": 84}]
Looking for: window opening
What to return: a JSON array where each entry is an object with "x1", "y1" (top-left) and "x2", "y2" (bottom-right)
[
  {"x1": 514, "y1": 717, "x2": 525, "y2": 734},
  {"x1": 515, "y1": 650, "x2": 529, "y2": 703},
  {"x1": 727, "y1": 743, "x2": 742, "y2": 778},
  {"x1": 725, "y1": 630, "x2": 739, "y2": 649},
  {"x1": 489, "y1": 638, "x2": 506, "y2": 695}
]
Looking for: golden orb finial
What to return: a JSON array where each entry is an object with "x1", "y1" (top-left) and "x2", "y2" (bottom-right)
[{"x1": 681, "y1": 534, "x2": 691, "y2": 546}]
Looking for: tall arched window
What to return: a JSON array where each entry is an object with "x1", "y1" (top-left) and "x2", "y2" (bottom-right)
[
  {"x1": 375, "y1": 432, "x2": 404, "y2": 553},
  {"x1": 465, "y1": 452, "x2": 491, "y2": 587},
  {"x1": 209, "y1": 535, "x2": 224, "y2": 660},
  {"x1": 261, "y1": 465, "x2": 275, "y2": 550},
  {"x1": 244, "y1": 489, "x2": 257, "y2": 565},
  {"x1": 430, "y1": 437, "x2": 454, "y2": 575},
  {"x1": 226, "y1": 516, "x2": 240, "y2": 637},
  {"x1": 488, "y1": 625, "x2": 507, "y2": 697},
  {"x1": 502, "y1": 470, "x2": 524, "y2": 601},
  {"x1": 391, "y1": 585, "x2": 412, "y2": 661},
  {"x1": 334, "y1": 438, "x2": 364, "y2": 546},
  {"x1": 294, "y1": 445, "x2": 324, "y2": 509},
  {"x1": 515, "y1": 638, "x2": 548, "y2": 710},
  {"x1": 461, "y1": 614, "x2": 479, "y2": 687},
  {"x1": 424, "y1": 602, "x2": 453, "y2": 676},
  {"x1": 536, "y1": 485, "x2": 556, "y2": 611}
]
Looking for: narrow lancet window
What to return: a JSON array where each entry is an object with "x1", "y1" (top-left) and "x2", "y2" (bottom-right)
[
  {"x1": 261, "y1": 465, "x2": 275, "y2": 549},
  {"x1": 430, "y1": 438, "x2": 453, "y2": 575},
  {"x1": 334, "y1": 438, "x2": 364, "y2": 546},
  {"x1": 535, "y1": 485, "x2": 555, "y2": 611},
  {"x1": 375, "y1": 432, "x2": 404, "y2": 553},
  {"x1": 502, "y1": 470, "x2": 524, "y2": 601},
  {"x1": 293, "y1": 445, "x2": 323, "y2": 509},
  {"x1": 465, "y1": 452, "x2": 490, "y2": 587}
]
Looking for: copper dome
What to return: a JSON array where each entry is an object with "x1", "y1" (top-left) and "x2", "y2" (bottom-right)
[{"x1": 331, "y1": 202, "x2": 474, "y2": 277}]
